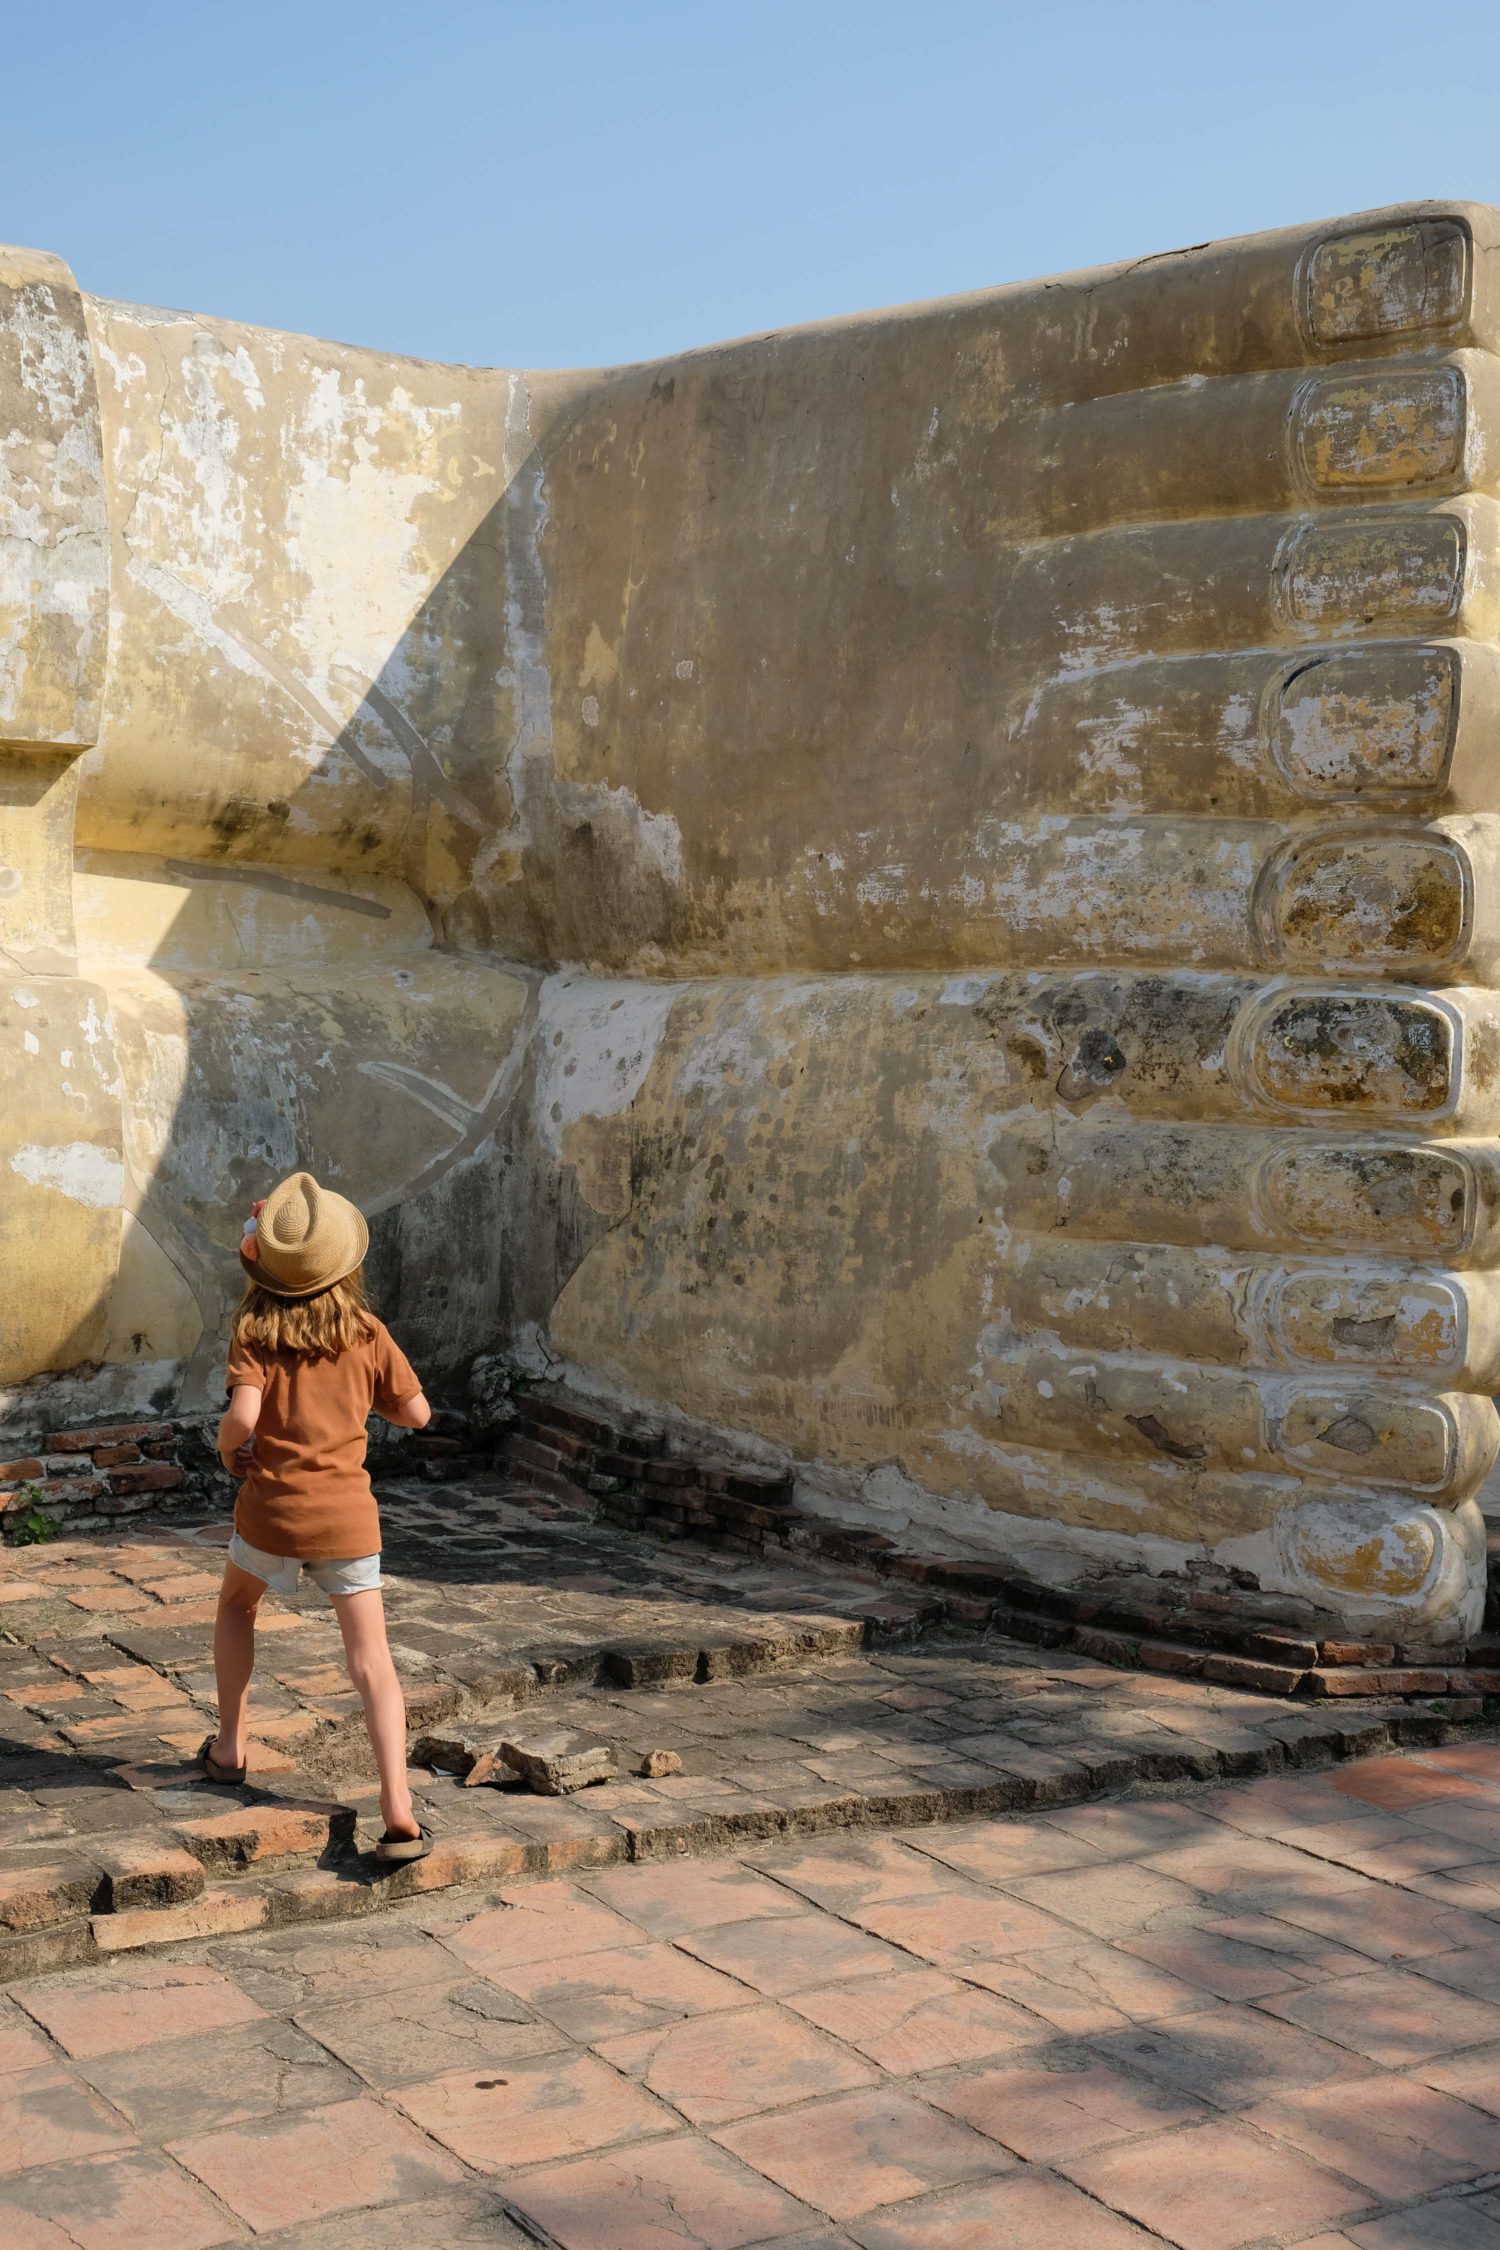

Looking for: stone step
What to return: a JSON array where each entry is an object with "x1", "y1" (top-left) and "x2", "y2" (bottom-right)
[{"x1": 8, "y1": 1678, "x2": 1488, "y2": 1971}]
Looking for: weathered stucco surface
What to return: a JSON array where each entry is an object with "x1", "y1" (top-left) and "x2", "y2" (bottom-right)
[{"x1": 5, "y1": 203, "x2": 1500, "y2": 1642}]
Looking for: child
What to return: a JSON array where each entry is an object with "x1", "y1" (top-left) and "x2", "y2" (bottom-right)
[{"x1": 201, "y1": 1169, "x2": 433, "y2": 1864}]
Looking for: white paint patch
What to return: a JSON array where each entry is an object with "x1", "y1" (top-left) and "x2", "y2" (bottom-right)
[
  {"x1": 10, "y1": 1141, "x2": 124, "y2": 1208},
  {"x1": 533, "y1": 975, "x2": 678, "y2": 1156}
]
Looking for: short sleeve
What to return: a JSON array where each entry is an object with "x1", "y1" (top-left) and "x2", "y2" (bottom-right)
[
  {"x1": 373, "y1": 1324, "x2": 421, "y2": 1415},
  {"x1": 225, "y1": 1334, "x2": 269, "y2": 1395}
]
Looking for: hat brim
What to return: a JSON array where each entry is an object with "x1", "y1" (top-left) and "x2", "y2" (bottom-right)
[{"x1": 237, "y1": 1208, "x2": 369, "y2": 1299}]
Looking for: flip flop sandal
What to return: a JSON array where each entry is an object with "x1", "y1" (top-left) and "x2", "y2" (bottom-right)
[
  {"x1": 196, "y1": 1734, "x2": 247, "y2": 1786},
  {"x1": 375, "y1": 1823, "x2": 433, "y2": 1865}
]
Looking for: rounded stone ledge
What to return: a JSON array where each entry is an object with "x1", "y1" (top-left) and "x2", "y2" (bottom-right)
[
  {"x1": 1288, "y1": 361, "x2": 1469, "y2": 496},
  {"x1": 1272, "y1": 506, "x2": 1469, "y2": 633},
  {"x1": 1269, "y1": 1382, "x2": 1499, "y2": 1499},
  {"x1": 1263, "y1": 1492, "x2": 1487, "y2": 1640},
  {"x1": 1252, "y1": 822, "x2": 1474, "y2": 975},
  {"x1": 1252, "y1": 1136, "x2": 1479, "y2": 1257},
  {"x1": 1299, "y1": 216, "x2": 1472, "y2": 349},
  {"x1": 1231, "y1": 983, "x2": 1463, "y2": 1122},
  {"x1": 1265, "y1": 640, "x2": 1461, "y2": 802},
  {"x1": 1250, "y1": 1263, "x2": 1475, "y2": 1380}
]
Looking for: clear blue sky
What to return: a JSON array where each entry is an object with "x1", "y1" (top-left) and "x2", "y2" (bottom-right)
[{"x1": 6, "y1": 0, "x2": 1499, "y2": 371}]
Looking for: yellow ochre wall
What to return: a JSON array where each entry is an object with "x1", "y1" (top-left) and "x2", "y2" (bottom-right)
[{"x1": 4, "y1": 205, "x2": 1499, "y2": 1641}]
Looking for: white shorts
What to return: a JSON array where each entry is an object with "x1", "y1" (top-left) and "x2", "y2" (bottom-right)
[{"x1": 227, "y1": 1532, "x2": 381, "y2": 1601}]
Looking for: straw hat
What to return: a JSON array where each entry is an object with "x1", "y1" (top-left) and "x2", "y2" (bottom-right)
[{"x1": 239, "y1": 1171, "x2": 369, "y2": 1298}]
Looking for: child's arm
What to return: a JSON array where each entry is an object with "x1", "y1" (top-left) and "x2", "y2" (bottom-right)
[
  {"x1": 217, "y1": 1383, "x2": 263, "y2": 1474},
  {"x1": 381, "y1": 1389, "x2": 432, "y2": 1430}
]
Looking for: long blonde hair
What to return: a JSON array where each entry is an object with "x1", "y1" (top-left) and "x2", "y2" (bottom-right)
[{"x1": 232, "y1": 1266, "x2": 376, "y2": 1360}]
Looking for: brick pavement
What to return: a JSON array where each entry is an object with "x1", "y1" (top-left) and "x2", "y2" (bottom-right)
[
  {"x1": 9, "y1": 1745, "x2": 1500, "y2": 2243},
  {"x1": 2, "y1": 1478, "x2": 1491, "y2": 1973}
]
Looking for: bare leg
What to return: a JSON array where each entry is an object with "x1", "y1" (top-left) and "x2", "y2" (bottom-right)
[
  {"x1": 211, "y1": 1560, "x2": 266, "y2": 1768},
  {"x1": 332, "y1": 1588, "x2": 418, "y2": 1839}
]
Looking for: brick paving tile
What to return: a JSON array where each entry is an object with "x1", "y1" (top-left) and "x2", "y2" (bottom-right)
[
  {"x1": 1248, "y1": 2071, "x2": 1500, "y2": 2200},
  {"x1": 292, "y1": 1980, "x2": 569, "y2": 2087},
  {"x1": 1093, "y1": 2001, "x2": 1376, "y2": 2110},
  {"x1": 1139, "y1": 1833, "x2": 1368, "y2": 1903},
  {"x1": 1423, "y1": 1744, "x2": 1500, "y2": 1786},
  {"x1": 506, "y1": 2136, "x2": 817, "y2": 2249},
  {"x1": 242, "y1": 2190, "x2": 537, "y2": 2247},
  {"x1": 14, "y1": 1963, "x2": 265, "y2": 2058},
  {"x1": 1271, "y1": 1884, "x2": 1500, "y2": 1964},
  {"x1": 1001, "y1": 1861, "x2": 1202, "y2": 1939},
  {"x1": 714, "y1": 2087, "x2": 1010, "y2": 2221},
  {"x1": 892, "y1": 1820, "x2": 1106, "y2": 1883},
  {"x1": 1405, "y1": 1804, "x2": 1500, "y2": 1854},
  {"x1": 597, "y1": 2003, "x2": 879, "y2": 2123},
  {"x1": 1060, "y1": 2116, "x2": 1378, "y2": 2249},
  {"x1": 439, "y1": 1881, "x2": 653, "y2": 1970},
  {"x1": 168, "y1": 2098, "x2": 467, "y2": 2230},
  {"x1": 783, "y1": 1968, "x2": 1045, "y2": 2074},
  {"x1": 753, "y1": 1838, "x2": 976, "y2": 1915},
  {"x1": 1259, "y1": 1965, "x2": 1500, "y2": 2066},
  {"x1": 486, "y1": 1941, "x2": 755, "y2": 2043},
  {"x1": 961, "y1": 1936, "x2": 1211, "y2": 2034},
  {"x1": 0, "y1": 2146, "x2": 238, "y2": 2249},
  {"x1": 1406, "y1": 1857, "x2": 1500, "y2": 1911},
  {"x1": 1119, "y1": 1923, "x2": 1338, "y2": 2003},
  {"x1": 848, "y1": 2168, "x2": 1160, "y2": 2248},
  {"x1": 1417, "y1": 1945, "x2": 1500, "y2": 2007},
  {"x1": 1419, "y1": 2042, "x2": 1500, "y2": 2118},
  {"x1": 0, "y1": 2068, "x2": 135, "y2": 2176},
  {"x1": 74, "y1": 2017, "x2": 362, "y2": 2138},
  {"x1": 222, "y1": 1925, "x2": 483, "y2": 2010},
  {"x1": 391, "y1": 2047, "x2": 678, "y2": 2168},
  {"x1": 677, "y1": 1912, "x2": 909, "y2": 1996},
  {"x1": 1190, "y1": 1907, "x2": 1375, "y2": 1982},
  {"x1": 1343, "y1": 2205, "x2": 1500, "y2": 2247},
  {"x1": 0, "y1": 2000, "x2": 55, "y2": 2073},
  {"x1": 1327, "y1": 1758, "x2": 1488, "y2": 1810},
  {"x1": 578, "y1": 1859, "x2": 810, "y2": 1938},
  {"x1": 926, "y1": 2052, "x2": 1208, "y2": 2159},
  {"x1": 849, "y1": 1887, "x2": 1074, "y2": 1968},
  {"x1": 1038, "y1": 1798, "x2": 1234, "y2": 1861}
]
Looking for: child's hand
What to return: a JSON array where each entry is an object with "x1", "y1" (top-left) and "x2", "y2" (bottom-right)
[{"x1": 221, "y1": 1437, "x2": 256, "y2": 1477}]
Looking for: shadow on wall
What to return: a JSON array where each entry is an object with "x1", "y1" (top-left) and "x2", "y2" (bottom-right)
[{"x1": 0, "y1": 275, "x2": 637, "y2": 1447}]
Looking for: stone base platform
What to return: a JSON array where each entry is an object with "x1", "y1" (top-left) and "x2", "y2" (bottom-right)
[{"x1": 3, "y1": 1477, "x2": 1498, "y2": 1977}]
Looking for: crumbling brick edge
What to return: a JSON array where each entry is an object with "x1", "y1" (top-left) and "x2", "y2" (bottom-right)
[{"x1": 9, "y1": 1374, "x2": 1499, "y2": 1706}]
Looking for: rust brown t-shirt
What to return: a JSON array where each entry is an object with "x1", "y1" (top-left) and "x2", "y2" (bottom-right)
[{"x1": 224, "y1": 1317, "x2": 420, "y2": 1559}]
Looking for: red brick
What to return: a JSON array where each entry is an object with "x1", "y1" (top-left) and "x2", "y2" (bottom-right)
[
  {"x1": 1200, "y1": 1654, "x2": 1306, "y2": 1694},
  {"x1": 1138, "y1": 1640, "x2": 1206, "y2": 1676},
  {"x1": 598, "y1": 2001, "x2": 876, "y2": 2121},
  {"x1": 15, "y1": 1961, "x2": 265, "y2": 2055},
  {"x1": 1318, "y1": 1639, "x2": 1396, "y2": 1665},
  {"x1": 107, "y1": 1464, "x2": 186, "y2": 1496},
  {"x1": 507, "y1": 2139, "x2": 809, "y2": 2250},
  {"x1": 853, "y1": 2171, "x2": 1172, "y2": 2249},
  {"x1": 93, "y1": 1889, "x2": 271, "y2": 1951},
  {"x1": 0, "y1": 2147, "x2": 235, "y2": 2245},
  {"x1": 1250, "y1": 2070, "x2": 1500, "y2": 2196},
  {"x1": 45, "y1": 1422, "x2": 164, "y2": 1452},
  {"x1": 168, "y1": 2096, "x2": 465, "y2": 2230},
  {"x1": 715, "y1": 2086, "x2": 1009, "y2": 2220},
  {"x1": 172, "y1": 1802, "x2": 338, "y2": 1870},
  {"x1": 0, "y1": 1856, "x2": 102, "y2": 1931},
  {"x1": 0, "y1": 2067, "x2": 134, "y2": 2175},
  {"x1": 95, "y1": 1838, "x2": 206, "y2": 1912},
  {"x1": 1310, "y1": 1666, "x2": 1448, "y2": 1697},
  {"x1": 0, "y1": 1458, "x2": 44, "y2": 1483},
  {"x1": 92, "y1": 1444, "x2": 144, "y2": 1467},
  {"x1": 394, "y1": 2050, "x2": 673, "y2": 2169},
  {"x1": 1059, "y1": 2118, "x2": 1373, "y2": 2246}
]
